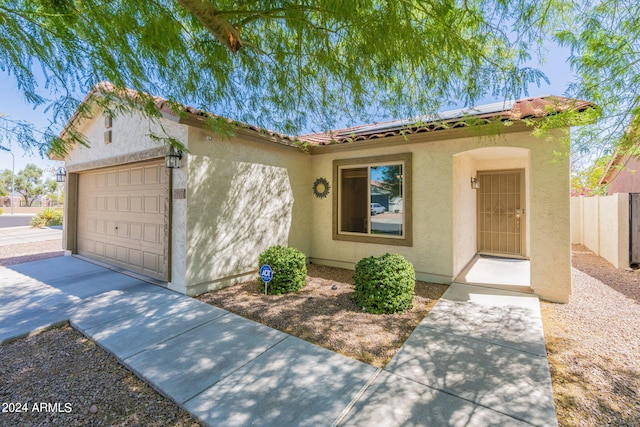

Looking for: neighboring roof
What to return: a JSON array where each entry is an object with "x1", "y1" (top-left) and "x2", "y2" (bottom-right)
[
  {"x1": 599, "y1": 153, "x2": 623, "y2": 186},
  {"x1": 60, "y1": 84, "x2": 595, "y2": 153},
  {"x1": 599, "y1": 118, "x2": 640, "y2": 186},
  {"x1": 599, "y1": 147, "x2": 640, "y2": 186},
  {"x1": 301, "y1": 96, "x2": 595, "y2": 145}
]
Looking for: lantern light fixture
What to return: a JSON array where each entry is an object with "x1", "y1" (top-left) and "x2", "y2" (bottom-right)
[
  {"x1": 165, "y1": 147, "x2": 183, "y2": 169},
  {"x1": 471, "y1": 176, "x2": 480, "y2": 190},
  {"x1": 56, "y1": 166, "x2": 67, "y2": 183}
]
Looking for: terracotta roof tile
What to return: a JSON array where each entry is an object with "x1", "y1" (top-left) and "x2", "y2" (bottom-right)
[
  {"x1": 63, "y1": 84, "x2": 595, "y2": 151},
  {"x1": 301, "y1": 96, "x2": 595, "y2": 145}
]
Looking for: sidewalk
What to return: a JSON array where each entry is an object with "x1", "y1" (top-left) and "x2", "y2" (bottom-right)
[
  {"x1": 0, "y1": 225, "x2": 62, "y2": 246},
  {"x1": 1, "y1": 257, "x2": 557, "y2": 426}
]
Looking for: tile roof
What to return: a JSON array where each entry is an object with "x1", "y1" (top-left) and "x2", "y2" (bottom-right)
[
  {"x1": 62, "y1": 84, "x2": 595, "y2": 151},
  {"x1": 300, "y1": 96, "x2": 595, "y2": 145},
  {"x1": 60, "y1": 82, "x2": 300, "y2": 147}
]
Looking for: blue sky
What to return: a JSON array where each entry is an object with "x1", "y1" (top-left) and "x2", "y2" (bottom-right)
[{"x1": 0, "y1": 45, "x2": 576, "y2": 175}]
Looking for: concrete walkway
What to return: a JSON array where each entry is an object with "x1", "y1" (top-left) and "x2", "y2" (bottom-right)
[{"x1": 0, "y1": 257, "x2": 557, "y2": 426}]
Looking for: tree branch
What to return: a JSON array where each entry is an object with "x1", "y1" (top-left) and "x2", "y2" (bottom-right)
[{"x1": 177, "y1": 0, "x2": 242, "y2": 53}]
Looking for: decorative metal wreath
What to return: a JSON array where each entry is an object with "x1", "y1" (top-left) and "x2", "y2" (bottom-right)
[{"x1": 312, "y1": 177, "x2": 330, "y2": 199}]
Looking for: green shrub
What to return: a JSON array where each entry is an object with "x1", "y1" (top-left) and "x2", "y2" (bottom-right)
[
  {"x1": 258, "y1": 246, "x2": 307, "y2": 295},
  {"x1": 31, "y1": 208, "x2": 63, "y2": 227},
  {"x1": 353, "y1": 253, "x2": 415, "y2": 314}
]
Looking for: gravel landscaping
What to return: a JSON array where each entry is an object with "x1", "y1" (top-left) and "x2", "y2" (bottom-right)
[
  {"x1": 1, "y1": 240, "x2": 639, "y2": 425},
  {"x1": 541, "y1": 245, "x2": 640, "y2": 426},
  {"x1": 0, "y1": 325, "x2": 200, "y2": 427},
  {"x1": 0, "y1": 239, "x2": 64, "y2": 266}
]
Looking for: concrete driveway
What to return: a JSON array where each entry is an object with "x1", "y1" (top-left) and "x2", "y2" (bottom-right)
[{"x1": 1, "y1": 256, "x2": 557, "y2": 426}]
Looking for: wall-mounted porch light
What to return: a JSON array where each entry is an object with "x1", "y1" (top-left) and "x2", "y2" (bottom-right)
[
  {"x1": 165, "y1": 147, "x2": 183, "y2": 169},
  {"x1": 470, "y1": 176, "x2": 480, "y2": 190},
  {"x1": 56, "y1": 166, "x2": 67, "y2": 183}
]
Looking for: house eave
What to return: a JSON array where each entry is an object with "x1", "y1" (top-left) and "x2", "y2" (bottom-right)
[
  {"x1": 178, "y1": 114, "x2": 306, "y2": 153},
  {"x1": 307, "y1": 120, "x2": 535, "y2": 155}
]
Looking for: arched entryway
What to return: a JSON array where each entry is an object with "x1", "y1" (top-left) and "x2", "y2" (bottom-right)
[{"x1": 452, "y1": 146, "x2": 531, "y2": 292}]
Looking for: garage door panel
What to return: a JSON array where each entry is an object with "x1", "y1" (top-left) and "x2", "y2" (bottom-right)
[
  {"x1": 78, "y1": 160, "x2": 167, "y2": 281},
  {"x1": 107, "y1": 196, "x2": 117, "y2": 211},
  {"x1": 117, "y1": 222, "x2": 129, "y2": 238},
  {"x1": 118, "y1": 170, "x2": 129, "y2": 186},
  {"x1": 130, "y1": 223, "x2": 143, "y2": 240},
  {"x1": 106, "y1": 220, "x2": 117, "y2": 236},
  {"x1": 131, "y1": 168, "x2": 144, "y2": 185},
  {"x1": 143, "y1": 224, "x2": 159, "y2": 243},
  {"x1": 104, "y1": 243, "x2": 116, "y2": 260},
  {"x1": 144, "y1": 196, "x2": 159, "y2": 214},
  {"x1": 118, "y1": 196, "x2": 129, "y2": 211},
  {"x1": 143, "y1": 252, "x2": 159, "y2": 271},
  {"x1": 117, "y1": 246, "x2": 128, "y2": 263},
  {"x1": 95, "y1": 241, "x2": 104, "y2": 257},
  {"x1": 144, "y1": 165, "x2": 159, "y2": 184},
  {"x1": 130, "y1": 196, "x2": 143, "y2": 213},
  {"x1": 130, "y1": 249, "x2": 142, "y2": 266},
  {"x1": 106, "y1": 171, "x2": 117, "y2": 186}
]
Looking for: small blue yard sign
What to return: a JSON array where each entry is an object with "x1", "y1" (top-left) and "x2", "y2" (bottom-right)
[
  {"x1": 260, "y1": 265, "x2": 273, "y2": 295},
  {"x1": 260, "y1": 265, "x2": 273, "y2": 283}
]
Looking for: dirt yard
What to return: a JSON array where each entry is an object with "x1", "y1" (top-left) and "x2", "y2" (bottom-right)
[{"x1": 197, "y1": 264, "x2": 448, "y2": 368}]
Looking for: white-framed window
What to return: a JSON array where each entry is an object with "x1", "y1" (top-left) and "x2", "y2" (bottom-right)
[{"x1": 333, "y1": 153, "x2": 412, "y2": 246}]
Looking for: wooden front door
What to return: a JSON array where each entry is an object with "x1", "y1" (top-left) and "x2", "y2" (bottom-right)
[{"x1": 477, "y1": 170, "x2": 525, "y2": 257}]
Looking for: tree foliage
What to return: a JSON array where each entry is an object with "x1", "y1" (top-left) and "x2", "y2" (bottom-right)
[
  {"x1": 557, "y1": 0, "x2": 640, "y2": 169},
  {"x1": 1, "y1": 0, "x2": 637, "y2": 165},
  {"x1": 0, "y1": 163, "x2": 56, "y2": 207},
  {"x1": 0, "y1": 0, "x2": 556, "y2": 155},
  {"x1": 570, "y1": 154, "x2": 610, "y2": 196}
]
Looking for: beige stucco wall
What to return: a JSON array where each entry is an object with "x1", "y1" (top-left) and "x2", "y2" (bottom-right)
[
  {"x1": 599, "y1": 194, "x2": 630, "y2": 268},
  {"x1": 182, "y1": 128, "x2": 312, "y2": 296},
  {"x1": 582, "y1": 196, "x2": 600, "y2": 251},
  {"x1": 64, "y1": 110, "x2": 185, "y2": 168},
  {"x1": 571, "y1": 193, "x2": 630, "y2": 269},
  {"x1": 527, "y1": 132, "x2": 571, "y2": 302},
  {"x1": 168, "y1": 165, "x2": 188, "y2": 293},
  {"x1": 452, "y1": 153, "x2": 477, "y2": 275},
  {"x1": 570, "y1": 197, "x2": 583, "y2": 244},
  {"x1": 310, "y1": 128, "x2": 571, "y2": 302}
]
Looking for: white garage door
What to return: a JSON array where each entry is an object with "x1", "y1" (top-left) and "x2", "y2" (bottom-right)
[{"x1": 77, "y1": 160, "x2": 167, "y2": 280}]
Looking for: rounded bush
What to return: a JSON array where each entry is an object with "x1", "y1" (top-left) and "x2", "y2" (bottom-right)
[
  {"x1": 353, "y1": 253, "x2": 415, "y2": 314},
  {"x1": 258, "y1": 246, "x2": 307, "y2": 295}
]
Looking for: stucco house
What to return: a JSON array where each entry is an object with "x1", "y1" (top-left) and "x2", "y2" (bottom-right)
[{"x1": 57, "y1": 86, "x2": 594, "y2": 303}]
